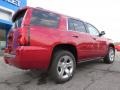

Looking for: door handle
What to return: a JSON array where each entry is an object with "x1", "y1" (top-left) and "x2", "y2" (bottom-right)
[
  {"x1": 72, "y1": 35, "x2": 79, "y2": 38},
  {"x1": 92, "y1": 37, "x2": 96, "y2": 40}
]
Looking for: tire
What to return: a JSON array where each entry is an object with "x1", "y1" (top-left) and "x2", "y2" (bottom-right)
[
  {"x1": 104, "y1": 47, "x2": 115, "y2": 64},
  {"x1": 50, "y1": 50, "x2": 76, "y2": 84}
]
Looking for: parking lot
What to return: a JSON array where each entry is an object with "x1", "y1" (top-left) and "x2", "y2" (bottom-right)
[{"x1": 0, "y1": 51, "x2": 120, "y2": 90}]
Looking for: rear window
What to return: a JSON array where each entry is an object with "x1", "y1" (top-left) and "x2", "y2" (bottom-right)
[
  {"x1": 30, "y1": 10, "x2": 60, "y2": 28},
  {"x1": 12, "y1": 9, "x2": 26, "y2": 28}
]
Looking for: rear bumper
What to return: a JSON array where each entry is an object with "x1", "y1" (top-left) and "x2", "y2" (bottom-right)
[
  {"x1": 4, "y1": 46, "x2": 51, "y2": 70},
  {"x1": 4, "y1": 53, "x2": 16, "y2": 58}
]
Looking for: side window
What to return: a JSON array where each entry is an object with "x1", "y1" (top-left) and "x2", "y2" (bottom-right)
[
  {"x1": 31, "y1": 10, "x2": 60, "y2": 28},
  {"x1": 68, "y1": 18, "x2": 75, "y2": 30},
  {"x1": 87, "y1": 23, "x2": 99, "y2": 36},
  {"x1": 68, "y1": 18, "x2": 86, "y2": 32}
]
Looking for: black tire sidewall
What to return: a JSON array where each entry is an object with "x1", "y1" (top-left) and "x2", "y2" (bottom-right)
[
  {"x1": 50, "y1": 50, "x2": 76, "y2": 83},
  {"x1": 104, "y1": 47, "x2": 115, "y2": 64}
]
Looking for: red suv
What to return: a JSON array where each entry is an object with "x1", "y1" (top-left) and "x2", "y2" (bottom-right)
[
  {"x1": 4, "y1": 7, "x2": 115, "y2": 83},
  {"x1": 115, "y1": 45, "x2": 120, "y2": 51}
]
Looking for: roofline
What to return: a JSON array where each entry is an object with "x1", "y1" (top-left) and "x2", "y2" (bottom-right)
[
  {"x1": 12, "y1": 6, "x2": 32, "y2": 22},
  {"x1": 12, "y1": 6, "x2": 85, "y2": 23}
]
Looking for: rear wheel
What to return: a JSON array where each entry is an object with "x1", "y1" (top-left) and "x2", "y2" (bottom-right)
[
  {"x1": 104, "y1": 47, "x2": 115, "y2": 64},
  {"x1": 50, "y1": 50, "x2": 76, "y2": 83}
]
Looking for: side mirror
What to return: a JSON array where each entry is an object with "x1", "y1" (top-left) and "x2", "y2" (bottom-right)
[{"x1": 99, "y1": 31, "x2": 105, "y2": 36}]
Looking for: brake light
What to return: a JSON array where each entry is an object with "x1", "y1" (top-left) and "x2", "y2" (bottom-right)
[
  {"x1": 17, "y1": 27, "x2": 30, "y2": 46},
  {"x1": 8, "y1": 31, "x2": 13, "y2": 42},
  {"x1": 18, "y1": 34, "x2": 27, "y2": 46},
  {"x1": 6, "y1": 31, "x2": 14, "y2": 52}
]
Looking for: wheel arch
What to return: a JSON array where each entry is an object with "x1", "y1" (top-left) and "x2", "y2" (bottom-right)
[
  {"x1": 108, "y1": 43, "x2": 115, "y2": 51},
  {"x1": 48, "y1": 44, "x2": 78, "y2": 70}
]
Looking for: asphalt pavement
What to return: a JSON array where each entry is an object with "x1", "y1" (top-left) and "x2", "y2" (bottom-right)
[{"x1": 0, "y1": 51, "x2": 120, "y2": 90}]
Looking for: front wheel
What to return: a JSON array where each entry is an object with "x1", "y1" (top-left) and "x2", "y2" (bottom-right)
[
  {"x1": 104, "y1": 47, "x2": 115, "y2": 64},
  {"x1": 50, "y1": 50, "x2": 76, "y2": 83}
]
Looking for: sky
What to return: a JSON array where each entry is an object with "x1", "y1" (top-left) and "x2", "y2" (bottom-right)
[{"x1": 27, "y1": 0, "x2": 120, "y2": 42}]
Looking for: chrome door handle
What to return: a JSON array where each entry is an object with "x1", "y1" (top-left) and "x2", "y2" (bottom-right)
[
  {"x1": 92, "y1": 37, "x2": 96, "y2": 40},
  {"x1": 72, "y1": 35, "x2": 79, "y2": 38}
]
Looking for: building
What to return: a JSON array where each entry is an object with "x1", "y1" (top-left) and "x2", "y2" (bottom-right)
[{"x1": 0, "y1": 0, "x2": 27, "y2": 50}]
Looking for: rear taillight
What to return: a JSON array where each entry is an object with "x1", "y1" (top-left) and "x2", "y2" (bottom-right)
[
  {"x1": 18, "y1": 34, "x2": 27, "y2": 46},
  {"x1": 17, "y1": 27, "x2": 30, "y2": 46},
  {"x1": 7, "y1": 31, "x2": 13, "y2": 52},
  {"x1": 8, "y1": 31, "x2": 13, "y2": 42}
]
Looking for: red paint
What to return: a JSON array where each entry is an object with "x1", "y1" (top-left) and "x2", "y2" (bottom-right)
[
  {"x1": 115, "y1": 45, "x2": 120, "y2": 51},
  {"x1": 4, "y1": 7, "x2": 114, "y2": 70}
]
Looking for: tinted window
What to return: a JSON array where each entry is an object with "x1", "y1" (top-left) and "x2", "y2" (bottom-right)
[
  {"x1": 68, "y1": 18, "x2": 86, "y2": 32},
  {"x1": 12, "y1": 9, "x2": 26, "y2": 28},
  {"x1": 86, "y1": 23, "x2": 99, "y2": 36},
  {"x1": 13, "y1": 17, "x2": 23, "y2": 28},
  {"x1": 68, "y1": 19, "x2": 75, "y2": 30},
  {"x1": 31, "y1": 10, "x2": 60, "y2": 28}
]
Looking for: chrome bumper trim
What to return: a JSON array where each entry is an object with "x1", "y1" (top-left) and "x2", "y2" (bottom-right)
[{"x1": 4, "y1": 53, "x2": 16, "y2": 58}]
